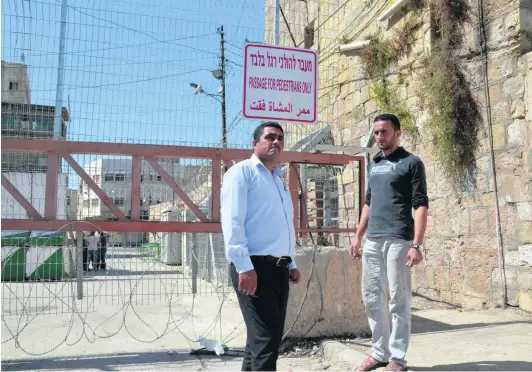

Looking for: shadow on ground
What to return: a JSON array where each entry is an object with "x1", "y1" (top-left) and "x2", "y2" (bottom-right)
[
  {"x1": 2, "y1": 349, "x2": 241, "y2": 371},
  {"x1": 411, "y1": 314, "x2": 532, "y2": 334},
  {"x1": 411, "y1": 361, "x2": 532, "y2": 371}
]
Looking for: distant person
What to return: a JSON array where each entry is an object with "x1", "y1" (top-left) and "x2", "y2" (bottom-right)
[
  {"x1": 86, "y1": 231, "x2": 100, "y2": 271},
  {"x1": 221, "y1": 121, "x2": 300, "y2": 371},
  {"x1": 97, "y1": 232, "x2": 109, "y2": 270},
  {"x1": 349, "y1": 114, "x2": 428, "y2": 371},
  {"x1": 82, "y1": 233, "x2": 89, "y2": 272}
]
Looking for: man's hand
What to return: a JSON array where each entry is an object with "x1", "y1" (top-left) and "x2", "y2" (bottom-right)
[
  {"x1": 406, "y1": 248, "x2": 423, "y2": 267},
  {"x1": 348, "y1": 237, "x2": 363, "y2": 260},
  {"x1": 239, "y1": 269, "x2": 257, "y2": 295},
  {"x1": 289, "y1": 269, "x2": 300, "y2": 284}
]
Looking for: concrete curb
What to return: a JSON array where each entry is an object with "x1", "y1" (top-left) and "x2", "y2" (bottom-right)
[{"x1": 321, "y1": 340, "x2": 368, "y2": 368}]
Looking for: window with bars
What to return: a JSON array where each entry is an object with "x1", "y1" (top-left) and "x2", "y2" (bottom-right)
[{"x1": 113, "y1": 197, "x2": 125, "y2": 206}]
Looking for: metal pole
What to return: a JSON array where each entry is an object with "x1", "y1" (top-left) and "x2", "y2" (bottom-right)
[
  {"x1": 274, "y1": 0, "x2": 280, "y2": 45},
  {"x1": 220, "y1": 25, "x2": 227, "y2": 148},
  {"x1": 76, "y1": 230, "x2": 83, "y2": 300},
  {"x1": 53, "y1": 0, "x2": 68, "y2": 139}
]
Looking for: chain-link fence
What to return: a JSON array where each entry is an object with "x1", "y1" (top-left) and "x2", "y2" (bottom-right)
[{"x1": 2, "y1": 0, "x2": 367, "y2": 356}]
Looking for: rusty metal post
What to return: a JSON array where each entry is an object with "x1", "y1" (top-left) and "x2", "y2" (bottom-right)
[
  {"x1": 76, "y1": 230, "x2": 83, "y2": 299},
  {"x1": 191, "y1": 233, "x2": 198, "y2": 294}
]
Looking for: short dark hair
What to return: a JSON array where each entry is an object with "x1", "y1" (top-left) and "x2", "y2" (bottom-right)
[
  {"x1": 374, "y1": 113, "x2": 400, "y2": 131},
  {"x1": 253, "y1": 121, "x2": 284, "y2": 142}
]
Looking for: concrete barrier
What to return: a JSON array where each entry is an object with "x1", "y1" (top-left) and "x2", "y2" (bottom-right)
[{"x1": 284, "y1": 246, "x2": 370, "y2": 338}]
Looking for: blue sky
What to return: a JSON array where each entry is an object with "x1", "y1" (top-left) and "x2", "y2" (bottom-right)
[{"x1": 2, "y1": 0, "x2": 267, "y2": 187}]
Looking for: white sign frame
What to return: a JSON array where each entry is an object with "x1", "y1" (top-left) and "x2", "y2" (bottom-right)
[{"x1": 243, "y1": 43, "x2": 318, "y2": 123}]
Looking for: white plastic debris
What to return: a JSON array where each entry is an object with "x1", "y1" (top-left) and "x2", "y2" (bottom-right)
[{"x1": 197, "y1": 337, "x2": 225, "y2": 356}]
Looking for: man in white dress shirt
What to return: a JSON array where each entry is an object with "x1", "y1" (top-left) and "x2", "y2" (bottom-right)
[{"x1": 221, "y1": 121, "x2": 301, "y2": 371}]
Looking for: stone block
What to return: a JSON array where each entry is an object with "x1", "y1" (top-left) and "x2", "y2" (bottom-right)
[
  {"x1": 498, "y1": 173, "x2": 532, "y2": 202},
  {"x1": 492, "y1": 101, "x2": 511, "y2": 124},
  {"x1": 504, "y1": 9, "x2": 521, "y2": 40},
  {"x1": 519, "y1": 292, "x2": 532, "y2": 313},
  {"x1": 502, "y1": 56, "x2": 518, "y2": 78},
  {"x1": 494, "y1": 149, "x2": 521, "y2": 171},
  {"x1": 492, "y1": 124, "x2": 506, "y2": 150},
  {"x1": 352, "y1": 106, "x2": 366, "y2": 124},
  {"x1": 338, "y1": 170, "x2": 356, "y2": 185},
  {"x1": 360, "y1": 85, "x2": 370, "y2": 104},
  {"x1": 519, "y1": 244, "x2": 532, "y2": 266},
  {"x1": 486, "y1": 18, "x2": 505, "y2": 49},
  {"x1": 519, "y1": 222, "x2": 532, "y2": 244},
  {"x1": 489, "y1": 85, "x2": 502, "y2": 101},
  {"x1": 462, "y1": 295, "x2": 486, "y2": 310},
  {"x1": 517, "y1": 202, "x2": 532, "y2": 221},
  {"x1": 511, "y1": 99, "x2": 526, "y2": 119},
  {"x1": 502, "y1": 75, "x2": 525, "y2": 99},
  {"x1": 470, "y1": 207, "x2": 489, "y2": 234},
  {"x1": 507, "y1": 120, "x2": 526, "y2": 146},
  {"x1": 488, "y1": 204, "x2": 517, "y2": 234},
  {"x1": 461, "y1": 247, "x2": 499, "y2": 268},
  {"x1": 504, "y1": 250, "x2": 521, "y2": 266},
  {"x1": 518, "y1": 266, "x2": 532, "y2": 291},
  {"x1": 527, "y1": 73, "x2": 532, "y2": 121},
  {"x1": 464, "y1": 268, "x2": 491, "y2": 298},
  {"x1": 355, "y1": 79, "x2": 369, "y2": 90},
  {"x1": 506, "y1": 289, "x2": 520, "y2": 307},
  {"x1": 492, "y1": 267, "x2": 518, "y2": 289},
  {"x1": 458, "y1": 208, "x2": 471, "y2": 234},
  {"x1": 364, "y1": 100, "x2": 377, "y2": 116}
]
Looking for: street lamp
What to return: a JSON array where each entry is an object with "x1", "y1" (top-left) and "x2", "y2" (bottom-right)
[
  {"x1": 190, "y1": 75, "x2": 226, "y2": 148},
  {"x1": 190, "y1": 82, "x2": 222, "y2": 104}
]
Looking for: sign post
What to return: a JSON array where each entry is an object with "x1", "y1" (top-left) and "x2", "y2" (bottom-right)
[{"x1": 243, "y1": 43, "x2": 318, "y2": 123}]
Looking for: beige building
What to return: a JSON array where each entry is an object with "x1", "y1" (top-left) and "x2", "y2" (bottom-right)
[
  {"x1": 1, "y1": 61, "x2": 31, "y2": 105},
  {"x1": 265, "y1": 0, "x2": 532, "y2": 312},
  {"x1": 1, "y1": 61, "x2": 69, "y2": 172}
]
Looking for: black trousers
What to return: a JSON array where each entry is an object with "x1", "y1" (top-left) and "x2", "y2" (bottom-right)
[
  {"x1": 230, "y1": 256, "x2": 290, "y2": 371},
  {"x1": 82, "y1": 248, "x2": 88, "y2": 271},
  {"x1": 97, "y1": 247, "x2": 107, "y2": 270}
]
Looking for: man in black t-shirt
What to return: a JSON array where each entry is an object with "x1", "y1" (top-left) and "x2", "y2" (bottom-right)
[{"x1": 349, "y1": 113, "x2": 428, "y2": 372}]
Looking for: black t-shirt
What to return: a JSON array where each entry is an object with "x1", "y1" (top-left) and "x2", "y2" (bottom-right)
[
  {"x1": 100, "y1": 233, "x2": 108, "y2": 247},
  {"x1": 365, "y1": 147, "x2": 429, "y2": 241}
]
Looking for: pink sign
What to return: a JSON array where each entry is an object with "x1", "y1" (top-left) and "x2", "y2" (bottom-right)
[{"x1": 243, "y1": 43, "x2": 318, "y2": 123}]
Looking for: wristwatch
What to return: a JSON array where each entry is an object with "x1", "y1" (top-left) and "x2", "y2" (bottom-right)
[{"x1": 410, "y1": 243, "x2": 422, "y2": 250}]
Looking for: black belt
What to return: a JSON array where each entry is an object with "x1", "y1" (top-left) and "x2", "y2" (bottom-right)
[{"x1": 251, "y1": 255, "x2": 292, "y2": 268}]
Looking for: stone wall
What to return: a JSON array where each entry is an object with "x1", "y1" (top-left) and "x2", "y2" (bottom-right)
[{"x1": 267, "y1": 0, "x2": 532, "y2": 312}]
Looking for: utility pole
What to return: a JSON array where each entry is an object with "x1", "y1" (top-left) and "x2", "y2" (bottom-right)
[
  {"x1": 219, "y1": 25, "x2": 227, "y2": 148},
  {"x1": 274, "y1": 0, "x2": 280, "y2": 45},
  {"x1": 54, "y1": 0, "x2": 68, "y2": 139}
]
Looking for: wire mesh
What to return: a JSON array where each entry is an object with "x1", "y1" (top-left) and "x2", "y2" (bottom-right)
[{"x1": 2, "y1": 0, "x2": 369, "y2": 356}]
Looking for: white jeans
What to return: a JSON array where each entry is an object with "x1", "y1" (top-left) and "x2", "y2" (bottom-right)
[{"x1": 362, "y1": 237, "x2": 412, "y2": 366}]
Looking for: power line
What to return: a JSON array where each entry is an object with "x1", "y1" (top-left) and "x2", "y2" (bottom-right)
[
  {"x1": 17, "y1": 68, "x2": 211, "y2": 91},
  {"x1": 226, "y1": 59, "x2": 243, "y2": 68},
  {"x1": 67, "y1": 5, "x2": 219, "y2": 56},
  {"x1": 225, "y1": 40, "x2": 243, "y2": 50}
]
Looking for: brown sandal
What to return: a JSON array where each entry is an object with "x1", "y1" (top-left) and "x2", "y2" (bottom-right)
[
  {"x1": 384, "y1": 361, "x2": 407, "y2": 371},
  {"x1": 358, "y1": 356, "x2": 387, "y2": 371}
]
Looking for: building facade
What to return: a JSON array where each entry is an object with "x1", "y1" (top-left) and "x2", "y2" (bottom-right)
[{"x1": 265, "y1": 0, "x2": 532, "y2": 312}]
